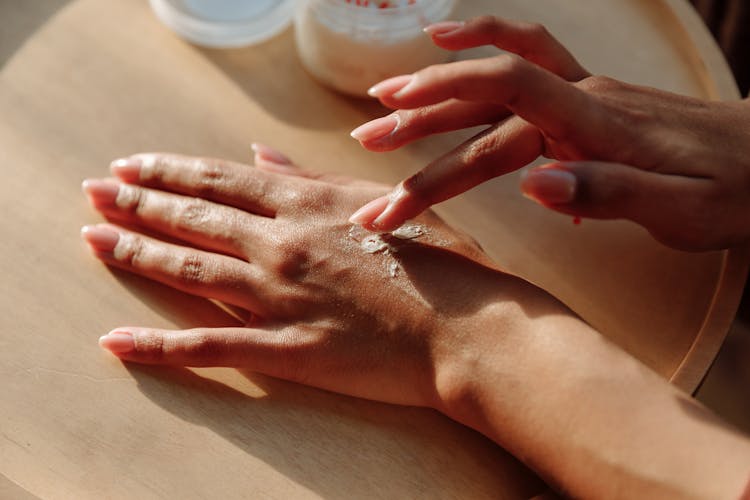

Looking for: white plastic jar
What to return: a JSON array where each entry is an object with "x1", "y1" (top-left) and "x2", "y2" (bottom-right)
[
  {"x1": 150, "y1": 0, "x2": 298, "y2": 48},
  {"x1": 295, "y1": 0, "x2": 457, "y2": 97}
]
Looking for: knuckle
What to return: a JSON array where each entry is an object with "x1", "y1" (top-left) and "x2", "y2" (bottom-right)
[
  {"x1": 139, "y1": 155, "x2": 170, "y2": 183},
  {"x1": 134, "y1": 329, "x2": 167, "y2": 362},
  {"x1": 416, "y1": 63, "x2": 445, "y2": 84},
  {"x1": 272, "y1": 239, "x2": 313, "y2": 282},
  {"x1": 577, "y1": 75, "x2": 621, "y2": 95},
  {"x1": 401, "y1": 171, "x2": 433, "y2": 205},
  {"x1": 177, "y1": 253, "x2": 207, "y2": 286},
  {"x1": 192, "y1": 160, "x2": 227, "y2": 197},
  {"x1": 284, "y1": 183, "x2": 336, "y2": 213},
  {"x1": 116, "y1": 233, "x2": 147, "y2": 267},
  {"x1": 175, "y1": 198, "x2": 210, "y2": 230},
  {"x1": 473, "y1": 15, "x2": 500, "y2": 34},
  {"x1": 496, "y1": 53, "x2": 526, "y2": 74},
  {"x1": 460, "y1": 130, "x2": 504, "y2": 176},
  {"x1": 524, "y1": 22, "x2": 550, "y2": 40},
  {"x1": 178, "y1": 331, "x2": 223, "y2": 360},
  {"x1": 116, "y1": 184, "x2": 148, "y2": 213}
]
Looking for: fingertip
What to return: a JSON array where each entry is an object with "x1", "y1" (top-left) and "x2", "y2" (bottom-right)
[
  {"x1": 520, "y1": 165, "x2": 577, "y2": 205},
  {"x1": 349, "y1": 195, "x2": 390, "y2": 226},
  {"x1": 367, "y1": 74, "x2": 413, "y2": 99},
  {"x1": 423, "y1": 20, "x2": 465, "y2": 37},
  {"x1": 251, "y1": 142, "x2": 293, "y2": 165},
  {"x1": 99, "y1": 330, "x2": 135, "y2": 354}
]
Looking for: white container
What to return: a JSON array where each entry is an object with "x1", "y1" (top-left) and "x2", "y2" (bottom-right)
[
  {"x1": 149, "y1": 0, "x2": 298, "y2": 48},
  {"x1": 295, "y1": 0, "x2": 457, "y2": 97}
]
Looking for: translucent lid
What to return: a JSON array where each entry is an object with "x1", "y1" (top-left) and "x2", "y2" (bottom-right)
[{"x1": 149, "y1": 0, "x2": 298, "y2": 48}]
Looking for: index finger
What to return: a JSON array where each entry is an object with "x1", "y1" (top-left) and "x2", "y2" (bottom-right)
[
  {"x1": 375, "y1": 55, "x2": 605, "y2": 143},
  {"x1": 426, "y1": 16, "x2": 590, "y2": 81}
]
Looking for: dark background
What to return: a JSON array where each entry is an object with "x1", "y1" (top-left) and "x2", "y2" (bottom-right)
[{"x1": 691, "y1": 0, "x2": 749, "y2": 96}]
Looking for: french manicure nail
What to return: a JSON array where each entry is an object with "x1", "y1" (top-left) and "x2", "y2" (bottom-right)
[
  {"x1": 367, "y1": 74, "x2": 413, "y2": 98},
  {"x1": 251, "y1": 142, "x2": 293, "y2": 165},
  {"x1": 82, "y1": 179, "x2": 120, "y2": 206},
  {"x1": 349, "y1": 195, "x2": 391, "y2": 225},
  {"x1": 350, "y1": 114, "x2": 399, "y2": 143},
  {"x1": 81, "y1": 225, "x2": 120, "y2": 252},
  {"x1": 99, "y1": 330, "x2": 134, "y2": 354},
  {"x1": 110, "y1": 157, "x2": 142, "y2": 182},
  {"x1": 423, "y1": 20, "x2": 465, "y2": 36},
  {"x1": 520, "y1": 168, "x2": 577, "y2": 204},
  {"x1": 371, "y1": 185, "x2": 409, "y2": 231}
]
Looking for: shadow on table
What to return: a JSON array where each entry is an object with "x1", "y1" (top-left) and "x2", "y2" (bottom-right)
[
  {"x1": 0, "y1": 1, "x2": 73, "y2": 70},
  {"x1": 125, "y1": 364, "x2": 545, "y2": 499},
  {"x1": 104, "y1": 248, "x2": 550, "y2": 497},
  {"x1": 107, "y1": 267, "x2": 245, "y2": 330},
  {"x1": 196, "y1": 28, "x2": 389, "y2": 131}
]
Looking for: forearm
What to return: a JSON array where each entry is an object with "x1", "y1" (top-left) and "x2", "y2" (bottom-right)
[{"x1": 438, "y1": 304, "x2": 750, "y2": 499}]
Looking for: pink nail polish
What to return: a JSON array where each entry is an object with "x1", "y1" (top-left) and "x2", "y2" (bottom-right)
[
  {"x1": 256, "y1": 162, "x2": 300, "y2": 175},
  {"x1": 371, "y1": 185, "x2": 409, "y2": 231},
  {"x1": 251, "y1": 143, "x2": 293, "y2": 165},
  {"x1": 99, "y1": 330, "x2": 134, "y2": 354},
  {"x1": 423, "y1": 20, "x2": 464, "y2": 36},
  {"x1": 520, "y1": 168, "x2": 577, "y2": 204},
  {"x1": 367, "y1": 74, "x2": 413, "y2": 98},
  {"x1": 110, "y1": 157, "x2": 142, "y2": 183},
  {"x1": 81, "y1": 225, "x2": 120, "y2": 253},
  {"x1": 349, "y1": 195, "x2": 391, "y2": 225},
  {"x1": 82, "y1": 179, "x2": 120, "y2": 206},
  {"x1": 350, "y1": 115, "x2": 399, "y2": 143}
]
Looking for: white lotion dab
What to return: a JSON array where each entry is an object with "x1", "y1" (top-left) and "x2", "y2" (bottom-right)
[{"x1": 350, "y1": 222, "x2": 429, "y2": 278}]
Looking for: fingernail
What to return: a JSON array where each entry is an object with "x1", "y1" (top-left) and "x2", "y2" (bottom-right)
[
  {"x1": 349, "y1": 195, "x2": 391, "y2": 225},
  {"x1": 110, "y1": 157, "x2": 142, "y2": 182},
  {"x1": 371, "y1": 185, "x2": 409, "y2": 231},
  {"x1": 350, "y1": 114, "x2": 399, "y2": 143},
  {"x1": 367, "y1": 74, "x2": 413, "y2": 98},
  {"x1": 256, "y1": 162, "x2": 300, "y2": 175},
  {"x1": 81, "y1": 225, "x2": 120, "y2": 252},
  {"x1": 251, "y1": 143, "x2": 293, "y2": 165},
  {"x1": 99, "y1": 330, "x2": 134, "y2": 354},
  {"x1": 423, "y1": 20, "x2": 464, "y2": 36},
  {"x1": 520, "y1": 168, "x2": 577, "y2": 204},
  {"x1": 82, "y1": 179, "x2": 120, "y2": 206}
]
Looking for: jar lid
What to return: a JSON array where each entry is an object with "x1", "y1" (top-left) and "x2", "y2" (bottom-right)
[{"x1": 149, "y1": 0, "x2": 297, "y2": 48}]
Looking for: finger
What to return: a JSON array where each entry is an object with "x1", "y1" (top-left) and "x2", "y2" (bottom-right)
[
  {"x1": 251, "y1": 142, "x2": 300, "y2": 176},
  {"x1": 351, "y1": 100, "x2": 509, "y2": 152},
  {"x1": 251, "y1": 143, "x2": 384, "y2": 188},
  {"x1": 350, "y1": 116, "x2": 543, "y2": 231},
  {"x1": 520, "y1": 162, "x2": 720, "y2": 251},
  {"x1": 82, "y1": 179, "x2": 266, "y2": 260},
  {"x1": 371, "y1": 55, "x2": 605, "y2": 143},
  {"x1": 97, "y1": 325, "x2": 312, "y2": 376},
  {"x1": 110, "y1": 153, "x2": 297, "y2": 217},
  {"x1": 424, "y1": 16, "x2": 590, "y2": 81},
  {"x1": 81, "y1": 224, "x2": 270, "y2": 313}
]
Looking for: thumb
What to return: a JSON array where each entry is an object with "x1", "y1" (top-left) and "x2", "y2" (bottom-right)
[
  {"x1": 98, "y1": 325, "x2": 313, "y2": 378},
  {"x1": 520, "y1": 162, "x2": 716, "y2": 250}
]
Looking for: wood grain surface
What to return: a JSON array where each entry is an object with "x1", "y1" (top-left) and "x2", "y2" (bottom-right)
[{"x1": 0, "y1": 1, "x2": 743, "y2": 498}]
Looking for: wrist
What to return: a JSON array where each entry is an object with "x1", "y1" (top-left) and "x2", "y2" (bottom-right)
[
  {"x1": 431, "y1": 284, "x2": 750, "y2": 499},
  {"x1": 429, "y1": 276, "x2": 572, "y2": 431}
]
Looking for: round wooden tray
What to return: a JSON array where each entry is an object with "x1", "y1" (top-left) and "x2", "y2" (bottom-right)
[{"x1": 0, "y1": 0, "x2": 744, "y2": 498}]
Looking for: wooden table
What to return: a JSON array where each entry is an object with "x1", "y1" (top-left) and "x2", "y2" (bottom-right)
[{"x1": 0, "y1": 1, "x2": 744, "y2": 498}]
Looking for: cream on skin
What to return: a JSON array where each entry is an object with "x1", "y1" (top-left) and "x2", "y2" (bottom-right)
[{"x1": 82, "y1": 150, "x2": 750, "y2": 499}]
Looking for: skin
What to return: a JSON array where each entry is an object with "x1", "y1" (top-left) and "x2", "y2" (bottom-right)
[
  {"x1": 349, "y1": 16, "x2": 750, "y2": 251},
  {"x1": 83, "y1": 151, "x2": 750, "y2": 498}
]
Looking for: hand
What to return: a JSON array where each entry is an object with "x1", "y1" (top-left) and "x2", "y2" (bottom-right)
[
  {"x1": 81, "y1": 150, "x2": 565, "y2": 410},
  {"x1": 348, "y1": 16, "x2": 750, "y2": 251}
]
